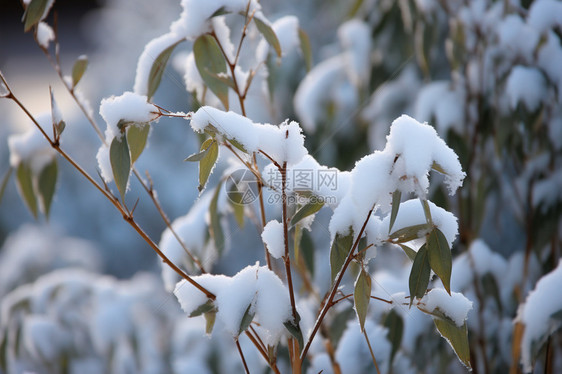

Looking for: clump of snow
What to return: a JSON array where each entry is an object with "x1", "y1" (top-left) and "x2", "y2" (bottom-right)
[
  {"x1": 8, "y1": 114, "x2": 57, "y2": 173},
  {"x1": 496, "y1": 15, "x2": 540, "y2": 60},
  {"x1": 99, "y1": 91, "x2": 158, "y2": 141},
  {"x1": 256, "y1": 16, "x2": 300, "y2": 61},
  {"x1": 95, "y1": 144, "x2": 113, "y2": 184},
  {"x1": 527, "y1": 0, "x2": 562, "y2": 33},
  {"x1": 174, "y1": 263, "x2": 291, "y2": 345},
  {"x1": 516, "y1": 259, "x2": 562, "y2": 372},
  {"x1": 159, "y1": 192, "x2": 215, "y2": 291},
  {"x1": 338, "y1": 19, "x2": 371, "y2": 88},
  {"x1": 36, "y1": 22, "x2": 55, "y2": 49},
  {"x1": 261, "y1": 220, "x2": 284, "y2": 259},
  {"x1": 190, "y1": 106, "x2": 307, "y2": 165},
  {"x1": 335, "y1": 320, "x2": 391, "y2": 374},
  {"x1": 419, "y1": 288, "x2": 473, "y2": 327},
  {"x1": 23, "y1": 316, "x2": 68, "y2": 362},
  {"x1": 505, "y1": 66, "x2": 546, "y2": 112},
  {"x1": 414, "y1": 81, "x2": 465, "y2": 135}
]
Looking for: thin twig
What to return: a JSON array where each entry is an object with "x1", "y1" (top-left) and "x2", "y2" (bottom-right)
[
  {"x1": 362, "y1": 329, "x2": 381, "y2": 374},
  {"x1": 236, "y1": 339, "x2": 251, "y2": 374}
]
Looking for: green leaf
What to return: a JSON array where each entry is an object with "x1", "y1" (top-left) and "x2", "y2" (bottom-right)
[
  {"x1": 209, "y1": 182, "x2": 225, "y2": 255},
  {"x1": 283, "y1": 313, "x2": 304, "y2": 352},
  {"x1": 38, "y1": 160, "x2": 57, "y2": 217},
  {"x1": 408, "y1": 244, "x2": 430, "y2": 306},
  {"x1": 198, "y1": 139, "x2": 219, "y2": 193},
  {"x1": 254, "y1": 17, "x2": 282, "y2": 58},
  {"x1": 209, "y1": 6, "x2": 230, "y2": 18},
  {"x1": 388, "y1": 223, "x2": 431, "y2": 243},
  {"x1": 147, "y1": 41, "x2": 182, "y2": 100},
  {"x1": 227, "y1": 183, "x2": 245, "y2": 228},
  {"x1": 431, "y1": 161, "x2": 447, "y2": 175},
  {"x1": 330, "y1": 230, "x2": 354, "y2": 284},
  {"x1": 16, "y1": 163, "x2": 38, "y2": 218},
  {"x1": 0, "y1": 167, "x2": 13, "y2": 207},
  {"x1": 298, "y1": 28, "x2": 312, "y2": 71},
  {"x1": 420, "y1": 199, "x2": 433, "y2": 225},
  {"x1": 301, "y1": 229, "x2": 315, "y2": 276},
  {"x1": 433, "y1": 319, "x2": 471, "y2": 369},
  {"x1": 427, "y1": 228, "x2": 452, "y2": 295},
  {"x1": 127, "y1": 123, "x2": 150, "y2": 164},
  {"x1": 193, "y1": 35, "x2": 229, "y2": 109},
  {"x1": 397, "y1": 243, "x2": 417, "y2": 262},
  {"x1": 290, "y1": 200, "x2": 324, "y2": 227},
  {"x1": 389, "y1": 189, "x2": 401, "y2": 233},
  {"x1": 205, "y1": 310, "x2": 217, "y2": 335},
  {"x1": 22, "y1": 0, "x2": 49, "y2": 32},
  {"x1": 71, "y1": 55, "x2": 88, "y2": 87},
  {"x1": 110, "y1": 136, "x2": 131, "y2": 202},
  {"x1": 384, "y1": 310, "x2": 404, "y2": 364},
  {"x1": 189, "y1": 299, "x2": 216, "y2": 317},
  {"x1": 184, "y1": 138, "x2": 215, "y2": 162},
  {"x1": 239, "y1": 303, "x2": 255, "y2": 335},
  {"x1": 354, "y1": 267, "x2": 371, "y2": 332}
]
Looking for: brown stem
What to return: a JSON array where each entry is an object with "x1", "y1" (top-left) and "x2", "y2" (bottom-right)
[
  {"x1": 363, "y1": 329, "x2": 381, "y2": 374},
  {"x1": 0, "y1": 72, "x2": 215, "y2": 300},
  {"x1": 281, "y1": 162, "x2": 298, "y2": 323},
  {"x1": 236, "y1": 339, "x2": 251, "y2": 374},
  {"x1": 300, "y1": 208, "x2": 374, "y2": 360}
]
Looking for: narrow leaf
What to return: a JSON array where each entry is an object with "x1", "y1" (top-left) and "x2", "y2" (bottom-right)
[
  {"x1": 384, "y1": 310, "x2": 404, "y2": 364},
  {"x1": 109, "y1": 136, "x2": 131, "y2": 202},
  {"x1": 354, "y1": 268, "x2": 371, "y2": 332},
  {"x1": 398, "y1": 243, "x2": 417, "y2": 262},
  {"x1": 193, "y1": 35, "x2": 229, "y2": 109},
  {"x1": 254, "y1": 17, "x2": 282, "y2": 58},
  {"x1": 23, "y1": 0, "x2": 49, "y2": 32},
  {"x1": 298, "y1": 28, "x2": 312, "y2": 71},
  {"x1": 189, "y1": 300, "x2": 216, "y2": 317},
  {"x1": 184, "y1": 138, "x2": 214, "y2": 162},
  {"x1": 127, "y1": 123, "x2": 150, "y2": 164},
  {"x1": 301, "y1": 229, "x2": 315, "y2": 276},
  {"x1": 389, "y1": 223, "x2": 431, "y2": 243},
  {"x1": 283, "y1": 315, "x2": 304, "y2": 352},
  {"x1": 290, "y1": 200, "x2": 324, "y2": 227},
  {"x1": 0, "y1": 167, "x2": 13, "y2": 206},
  {"x1": 330, "y1": 230, "x2": 354, "y2": 284},
  {"x1": 198, "y1": 139, "x2": 219, "y2": 193},
  {"x1": 227, "y1": 184, "x2": 245, "y2": 228},
  {"x1": 147, "y1": 41, "x2": 182, "y2": 100},
  {"x1": 389, "y1": 189, "x2": 401, "y2": 233},
  {"x1": 38, "y1": 160, "x2": 57, "y2": 217},
  {"x1": 433, "y1": 319, "x2": 471, "y2": 369},
  {"x1": 431, "y1": 161, "x2": 447, "y2": 175},
  {"x1": 408, "y1": 244, "x2": 430, "y2": 306},
  {"x1": 16, "y1": 163, "x2": 38, "y2": 218},
  {"x1": 71, "y1": 55, "x2": 88, "y2": 87},
  {"x1": 205, "y1": 310, "x2": 217, "y2": 335},
  {"x1": 427, "y1": 228, "x2": 452, "y2": 295},
  {"x1": 209, "y1": 6, "x2": 230, "y2": 18},
  {"x1": 420, "y1": 199, "x2": 433, "y2": 225},
  {"x1": 209, "y1": 182, "x2": 225, "y2": 255},
  {"x1": 239, "y1": 303, "x2": 255, "y2": 335}
]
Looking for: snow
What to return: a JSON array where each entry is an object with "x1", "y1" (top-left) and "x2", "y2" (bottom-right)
[
  {"x1": 159, "y1": 192, "x2": 214, "y2": 291},
  {"x1": 95, "y1": 144, "x2": 113, "y2": 184},
  {"x1": 528, "y1": 0, "x2": 562, "y2": 34},
  {"x1": 268, "y1": 16, "x2": 300, "y2": 58},
  {"x1": 212, "y1": 17, "x2": 235, "y2": 62},
  {"x1": 419, "y1": 288, "x2": 472, "y2": 327},
  {"x1": 496, "y1": 15, "x2": 540, "y2": 60},
  {"x1": 134, "y1": 0, "x2": 265, "y2": 96},
  {"x1": 384, "y1": 199, "x2": 459, "y2": 248},
  {"x1": 23, "y1": 316, "x2": 67, "y2": 362},
  {"x1": 261, "y1": 220, "x2": 284, "y2": 259},
  {"x1": 99, "y1": 91, "x2": 158, "y2": 141},
  {"x1": 180, "y1": 52, "x2": 222, "y2": 107},
  {"x1": 8, "y1": 114, "x2": 57, "y2": 173},
  {"x1": 293, "y1": 55, "x2": 346, "y2": 132},
  {"x1": 174, "y1": 263, "x2": 291, "y2": 344},
  {"x1": 505, "y1": 66, "x2": 546, "y2": 112},
  {"x1": 36, "y1": 22, "x2": 54, "y2": 49},
  {"x1": 338, "y1": 20, "x2": 371, "y2": 88},
  {"x1": 190, "y1": 106, "x2": 307, "y2": 165},
  {"x1": 335, "y1": 320, "x2": 391, "y2": 374},
  {"x1": 537, "y1": 31, "x2": 562, "y2": 100},
  {"x1": 516, "y1": 259, "x2": 562, "y2": 372},
  {"x1": 414, "y1": 81, "x2": 465, "y2": 135}
]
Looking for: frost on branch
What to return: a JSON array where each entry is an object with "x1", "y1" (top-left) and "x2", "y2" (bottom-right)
[{"x1": 174, "y1": 263, "x2": 291, "y2": 346}]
